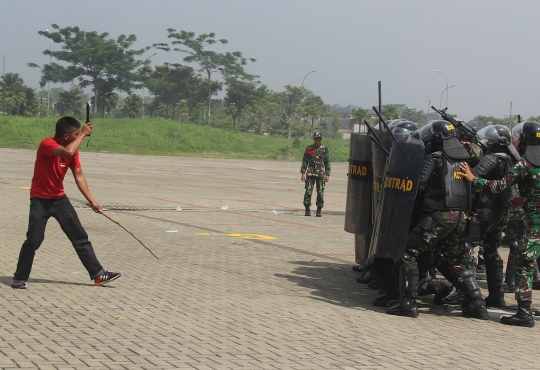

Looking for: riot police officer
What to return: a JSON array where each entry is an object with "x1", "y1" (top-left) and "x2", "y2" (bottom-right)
[
  {"x1": 461, "y1": 121, "x2": 540, "y2": 327},
  {"x1": 468, "y1": 125, "x2": 524, "y2": 308}
]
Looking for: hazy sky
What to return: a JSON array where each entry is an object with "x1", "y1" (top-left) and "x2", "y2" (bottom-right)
[{"x1": 1, "y1": 0, "x2": 539, "y2": 121}]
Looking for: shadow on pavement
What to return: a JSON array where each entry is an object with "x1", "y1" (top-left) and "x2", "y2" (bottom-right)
[
  {"x1": 0, "y1": 276, "x2": 96, "y2": 287},
  {"x1": 275, "y1": 260, "x2": 513, "y2": 322}
]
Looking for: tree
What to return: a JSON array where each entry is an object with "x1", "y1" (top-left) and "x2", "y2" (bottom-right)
[
  {"x1": 329, "y1": 113, "x2": 341, "y2": 140},
  {"x1": 467, "y1": 115, "x2": 506, "y2": 129},
  {"x1": 145, "y1": 63, "x2": 212, "y2": 120},
  {"x1": 351, "y1": 107, "x2": 370, "y2": 126},
  {"x1": 400, "y1": 107, "x2": 426, "y2": 124},
  {"x1": 20, "y1": 87, "x2": 39, "y2": 117},
  {"x1": 382, "y1": 104, "x2": 400, "y2": 120},
  {"x1": 278, "y1": 85, "x2": 308, "y2": 139},
  {"x1": 155, "y1": 30, "x2": 256, "y2": 126},
  {"x1": 29, "y1": 24, "x2": 150, "y2": 115},
  {"x1": 55, "y1": 86, "x2": 87, "y2": 117},
  {"x1": 121, "y1": 95, "x2": 143, "y2": 118},
  {"x1": 301, "y1": 93, "x2": 329, "y2": 137},
  {"x1": 224, "y1": 79, "x2": 267, "y2": 130},
  {"x1": 0, "y1": 73, "x2": 27, "y2": 115}
]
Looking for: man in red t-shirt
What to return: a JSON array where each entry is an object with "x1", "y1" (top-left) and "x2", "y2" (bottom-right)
[{"x1": 12, "y1": 116, "x2": 121, "y2": 289}]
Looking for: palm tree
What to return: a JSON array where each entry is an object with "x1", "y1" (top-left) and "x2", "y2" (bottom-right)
[
  {"x1": 351, "y1": 107, "x2": 370, "y2": 125},
  {"x1": 0, "y1": 73, "x2": 27, "y2": 115},
  {"x1": 382, "y1": 104, "x2": 400, "y2": 120}
]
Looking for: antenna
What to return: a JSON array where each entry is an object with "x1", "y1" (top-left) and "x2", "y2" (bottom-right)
[{"x1": 2, "y1": 55, "x2": 5, "y2": 76}]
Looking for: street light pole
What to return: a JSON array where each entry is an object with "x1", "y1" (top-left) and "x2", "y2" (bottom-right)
[
  {"x1": 428, "y1": 100, "x2": 431, "y2": 115},
  {"x1": 433, "y1": 69, "x2": 449, "y2": 108},
  {"x1": 509, "y1": 101, "x2": 513, "y2": 130},
  {"x1": 142, "y1": 52, "x2": 158, "y2": 118},
  {"x1": 440, "y1": 85, "x2": 455, "y2": 109},
  {"x1": 46, "y1": 29, "x2": 51, "y2": 117},
  {"x1": 302, "y1": 70, "x2": 316, "y2": 87},
  {"x1": 300, "y1": 70, "x2": 316, "y2": 124}
]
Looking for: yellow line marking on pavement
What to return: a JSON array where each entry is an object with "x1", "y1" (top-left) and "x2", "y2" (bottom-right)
[
  {"x1": 197, "y1": 232, "x2": 276, "y2": 240},
  {"x1": 226, "y1": 233, "x2": 277, "y2": 240},
  {"x1": 5, "y1": 186, "x2": 31, "y2": 190}
]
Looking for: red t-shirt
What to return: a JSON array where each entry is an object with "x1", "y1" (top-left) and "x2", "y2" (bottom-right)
[{"x1": 30, "y1": 138, "x2": 81, "y2": 199}]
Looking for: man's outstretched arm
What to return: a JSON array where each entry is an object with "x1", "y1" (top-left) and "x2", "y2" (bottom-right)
[{"x1": 72, "y1": 167, "x2": 102, "y2": 213}]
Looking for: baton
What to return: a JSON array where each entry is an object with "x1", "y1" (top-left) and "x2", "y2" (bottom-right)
[
  {"x1": 86, "y1": 102, "x2": 92, "y2": 147},
  {"x1": 363, "y1": 120, "x2": 390, "y2": 156},
  {"x1": 100, "y1": 211, "x2": 160, "y2": 260},
  {"x1": 372, "y1": 106, "x2": 398, "y2": 142}
]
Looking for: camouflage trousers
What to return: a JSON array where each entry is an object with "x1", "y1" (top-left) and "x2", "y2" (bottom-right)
[
  {"x1": 477, "y1": 207, "x2": 525, "y2": 262},
  {"x1": 475, "y1": 209, "x2": 509, "y2": 262},
  {"x1": 402, "y1": 211, "x2": 471, "y2": 281},
  {"x1": 303, "y1": 176, "x2": 325, "y2": 207},
  {"x1": 514, "y1": 223, "x2": 540, "y2": 302},
  {"x1": 504, "y1": 206, "x2": 526, "y2": 239}
]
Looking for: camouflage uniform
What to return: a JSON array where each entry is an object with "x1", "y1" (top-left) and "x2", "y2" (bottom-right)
[
  {"x1": 473, "y1": 158, "x2": 524, "y2": 262},
  {"x1": 300, "y1": 144, "x2": 330, "y2": 207},
  {"x1": 473, "y1": 157, "x2": 540, "y2": 303}
]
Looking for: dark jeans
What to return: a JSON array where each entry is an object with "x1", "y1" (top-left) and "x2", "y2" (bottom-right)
[{"x1": 14, "y1": 195, "x2": 104, "y2": 281}]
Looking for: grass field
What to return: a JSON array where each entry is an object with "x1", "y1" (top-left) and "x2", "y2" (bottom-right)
[{"x1": 0, "y1": 116, "x2": 350, "y2": 162}]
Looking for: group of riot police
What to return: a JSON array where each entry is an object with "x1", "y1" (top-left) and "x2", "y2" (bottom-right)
[{"x1": 345, "y1": 112, "x2": 540, "y2": 327}]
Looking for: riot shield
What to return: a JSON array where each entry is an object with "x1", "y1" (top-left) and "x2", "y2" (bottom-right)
[
  {"x1": 369, "y1": 141, "x2": 425, "y2": 260},
  {"x1": 344, "y1": 133, "x2": 373, "y2": 235},
  {"x1": 371, "y1": 131, "x2": 394, "y2": 223}
]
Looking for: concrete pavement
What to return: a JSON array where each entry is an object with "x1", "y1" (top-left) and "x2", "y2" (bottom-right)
[{"x1": 0, "y1": 147, "x2": 539, "y2": 369}]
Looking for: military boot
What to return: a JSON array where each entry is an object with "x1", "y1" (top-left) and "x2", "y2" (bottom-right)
[
  {"x1": 386, "y1": 295, "x2": 418, "y2": 318},
  {"x1": 304, "y1": 206, "x2": 311, "y2": 216},
  {"x1": 475, "y1": 256, "x2": 487, "y2": 280},
  {"x1": 386, "y1": 266, "x2": 419, "y2": 318},
  {"x1": 316, "y1": 206, "x2": 322, "y2": 217},
  {"x1": 484, "y1": 259, "x2": 506, "y2": 308},
  {"x1": 501, "y1": 301, "x2": 535, "y2": 327},
  {"x1": 503, "y1": 241, "x2": 518, "y2": 293},
  {"x1": 459, "y1": 269, "x2": 489, "y2": 320}
]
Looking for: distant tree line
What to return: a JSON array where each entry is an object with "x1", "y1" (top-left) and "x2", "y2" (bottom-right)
[{"x1": 0, "y1": 24, "x2": 527, "y2": 138}]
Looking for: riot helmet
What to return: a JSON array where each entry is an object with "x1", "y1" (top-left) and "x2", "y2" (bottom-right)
[
  {"x1": 417, "y1": 120, "x2": 457, "y2": 143},
  {"x1": 394, "y1": 120, "x2": 418, "y2": 132},
  {"x1": 511, "y1": 122, "x2": 523, "y2": 144},
  {"x1": 391, "y1": 121, "x2": 418, "y2": 141},
  {"x1": 391, "y1": 127, "x2": 413, "y2": 141},
  {"x1": 477, "y1": 125, "x2": 512, "y2": 147},
  {"x1": 387, "y1": 119, "x2": 406, "y2": 128},
  {"x1": 417, "y1": 120, "x2": 469, "y2": 159},
  {"x1": 519, "y1": 121, "x2": 540, "y2": 146},
  {"x1": 477, "y1": 124, "x2": 520, "y2": 161},
  {"x1": 520, "y1": 121, "x2": 540, "y2": 166}
]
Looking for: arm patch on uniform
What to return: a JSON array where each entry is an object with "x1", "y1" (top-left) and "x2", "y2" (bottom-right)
[{"x1": 472, "y1": 154, "x2": 498, "y2": 177}]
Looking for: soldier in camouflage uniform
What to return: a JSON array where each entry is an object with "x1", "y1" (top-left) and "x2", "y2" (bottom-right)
[
  {"x1": 467, "y1": 125, "x2": 523, "y2": 308},
  {"x1": 387, "y1": 121, "x2": 488, "y2": 320},
  {"x1": 503, "y1": 122, "x2": 528, "y2": 293},
  {"x1": 461, "y1": 121, "x2": 540, "y2": 327},
  {"x1": 300, "y1": 132, "x2": 330, "y2": 217}
]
